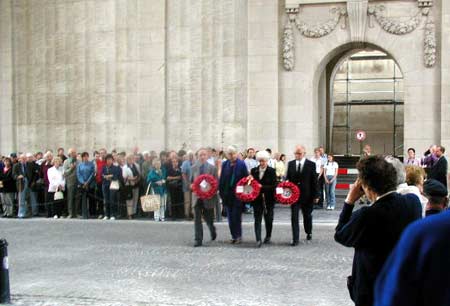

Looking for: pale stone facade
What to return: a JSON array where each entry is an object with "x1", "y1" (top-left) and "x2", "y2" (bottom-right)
[{"x1": 0, "y1": 0, "x2": 448, "y2": 156}]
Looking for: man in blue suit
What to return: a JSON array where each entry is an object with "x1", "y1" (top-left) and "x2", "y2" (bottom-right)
[{"x1": 219, "y1": 145, "x2": 248, "y2": 244}]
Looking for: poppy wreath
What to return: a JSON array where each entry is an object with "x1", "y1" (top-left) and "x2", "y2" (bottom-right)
[
  {"x1": 192, "y1": 174, "x2": 218, "y2": 200},
  {"x1": 275, "y1": 181, "x2": 300, "y2": 205},
  {"x1": 235, "y1": 177, "x2": 262, "y2": 202}
]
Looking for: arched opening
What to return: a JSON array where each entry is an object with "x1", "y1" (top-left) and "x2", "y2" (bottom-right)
[{"x1": 319, "y1": 45, "x2": 404, "y2": 156}]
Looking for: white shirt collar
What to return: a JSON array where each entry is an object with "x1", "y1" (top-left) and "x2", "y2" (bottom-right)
[{"x1": 375, "y1": 190, "x2": 397, "y2": 202}]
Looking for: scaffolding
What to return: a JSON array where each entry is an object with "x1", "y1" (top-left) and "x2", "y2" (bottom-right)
[{"x1": 331, "y1": 52, "x2": 404, "y2": 156}]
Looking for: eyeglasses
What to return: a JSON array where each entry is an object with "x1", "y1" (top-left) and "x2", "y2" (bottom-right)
[{"x1": 294, "y1": 152, "x2": 305, "y2": 155}]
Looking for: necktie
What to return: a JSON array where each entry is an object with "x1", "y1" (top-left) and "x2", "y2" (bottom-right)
[
  {"x1": 200, "y1": 164, "x2": 205, "y2": 175},
  {"x1": 297, "y1": 161, "x2": 301, "y2": 173}
]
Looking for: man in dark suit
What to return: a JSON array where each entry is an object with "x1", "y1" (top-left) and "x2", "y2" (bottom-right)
[
  {"x1": 250, "y1": 150, "x2": 277, "y2": 247},
  {"x1": 429, "y1": 145, "x2": 448, "y2": 188},
  {"x1": 219, "y1": 145, "x2": 249, "y2": 244},
  {"x1": 191, "y1": 148, "x2": 218, "y2": 247},
  {"x1": 13, "y1": 153, "x2": 39, "y2": 218},
  {"x1": 286, "y1": 145, "x2": 319, "y2": 245}
]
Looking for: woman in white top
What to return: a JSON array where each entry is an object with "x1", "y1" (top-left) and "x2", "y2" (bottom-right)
[
  {"x1": 324, "y1": 154, "x2": 339, "y2": 210},
  {"x1": 47, "y1": 157, "x2": 65, "y2": 218}
]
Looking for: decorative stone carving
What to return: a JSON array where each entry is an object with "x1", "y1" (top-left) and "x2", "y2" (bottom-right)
[
  {"x1": 368, "y1": 5, "x2": 421, "y2": 35},
  {"x1": 367, "y1": 4, "x2": 437, "y2": 68},
  {"x1": 347, "y1": 0, "x2": 368, "y2": 42},
  {"x1": 294, "y1": 8, "x2": 347, "y2": 38},
  {"x1": 283, "y1": 21, "x2": 295, "y2": 71},
  {"x1": 423, "y1": 12, "x2": 436, "y2": 67}
]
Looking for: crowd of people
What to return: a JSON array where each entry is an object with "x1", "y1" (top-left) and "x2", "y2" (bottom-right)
[{"x1": 0, "y1": 142, "x2": 449, "y2": 305}]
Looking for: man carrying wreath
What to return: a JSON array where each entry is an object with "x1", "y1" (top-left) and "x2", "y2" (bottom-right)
[
  {"x1": 190, "y1": 148, "x2": 218, "y2": 247},
  {"x1": 286, "y1": 145, "x2": 319, "y2": 246}
]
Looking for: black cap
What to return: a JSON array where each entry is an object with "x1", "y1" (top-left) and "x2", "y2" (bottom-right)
[{"x1": 424, "y1": 179, "x2": 448, "y2": 197}]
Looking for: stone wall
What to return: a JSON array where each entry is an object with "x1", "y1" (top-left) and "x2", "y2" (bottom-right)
[{"x1": 5, "y1": 0, "x2": 166, "y2": 153}]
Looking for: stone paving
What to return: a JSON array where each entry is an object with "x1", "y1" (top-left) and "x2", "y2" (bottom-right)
[{"x1": 0, "y1": 209, "x2": 355, "y2": 306}]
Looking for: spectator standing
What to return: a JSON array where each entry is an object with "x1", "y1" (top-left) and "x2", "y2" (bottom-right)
[
  {"x1": 181, "y1": 151, "x2": 194, "y2": 220},
  {"x1": 429, "y1": 145, "x2": 448, "y2": 187},
  {"x1": 76, "y1": 152, "x2": 95, "y2": 219},
  {"x1": 40, "y1": 152, "x2": 53, "y2": 217},
  {"x1": 324, "y1": 154, "x2": 338, "y2": 210},
  {"x1": 147, "y1": 159, "x2": 167, "y2": 222},
  {"x1": 124, "y1": 154, "x2": 140, "y2": 219},
  {"x1": 374, "y1": 210, "x2": 450, "y2": 306},
  {"x1": 0, "y1": 158, "x2": 16, "y2": 217},
  {"x1": 310, "y1": 148, "x2": 324, "y2": 209},
  {"x1": 403, "y1": 148, "x2": 421, "y2": 166},
  {"x1": 47, "y1": 157, "x2": 65, "y2": 218},
  {"x1": 102, "y1": 154, "x2": 123, "y2": 220},
  {"x1": 335, "y1": 156, "x2": 422, "y2": 306},
  {"x1": 166, "y1": 157, "x2": 184, "y2": 220},
  {"x1": 63, "y1": 148, "x2": 80, "y2": 218},
  {"x1": 423, "y1": 179, "x2": 448, "y2": 217}
]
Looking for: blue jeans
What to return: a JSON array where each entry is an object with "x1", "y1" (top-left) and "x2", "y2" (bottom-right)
[
  {"x1": 18, "y1": 186, "x2": 38, "y2": 217},
  {"x1": 325, "y1": 175, "x2": 336, "y2": 209}
]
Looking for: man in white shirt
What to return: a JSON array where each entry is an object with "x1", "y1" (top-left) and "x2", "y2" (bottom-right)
[
  {"x1": 310, "y1": 147, "x2": 324, "y2": 209},
  {"x1": 244, "y1": 148, "x2": 258, "y2": 172}
]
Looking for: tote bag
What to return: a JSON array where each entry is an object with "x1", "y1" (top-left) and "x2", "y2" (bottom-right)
[{"x1": 140, "y1": 184, "x2": 160, "y2": 212}]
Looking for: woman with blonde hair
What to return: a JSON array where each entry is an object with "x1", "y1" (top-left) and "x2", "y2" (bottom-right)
[{"x1": 147, "y1": 158, "x2": 167, "y2": 221}]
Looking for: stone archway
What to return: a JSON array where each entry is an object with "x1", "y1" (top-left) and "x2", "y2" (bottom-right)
[{"x1": 317, "y1": 43, "x2": 405, "y2": 156}]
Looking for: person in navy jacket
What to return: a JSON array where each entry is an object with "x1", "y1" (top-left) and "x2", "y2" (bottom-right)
[
  {"x1": 335, "y1": 156, "x2": 422, "y2": 306},
  {"x1": 374, "y1": 210, "x2": 450, "y2": 306},
  {"x1": 219, "y1": 145, "x2": 248, "y2": 244}
]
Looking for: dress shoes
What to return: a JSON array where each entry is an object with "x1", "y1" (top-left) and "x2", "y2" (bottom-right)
[
  {"x1": 194, "y1": 241, "x2": 202, "y2": 247},
  {"x1": 211, "y1": 231, "x2": 217, "y2": 241},
  {"x1": 256, "y1": 241, "x2": 262, "y2": 248},
  {"x1": 290, "y1": 240, "x2": 299, "y2": 246},
  {"x1": 307, "y1": 234, "x2": 312, "y2": 241},
  {"x1": 235, "y1": 238, "x2": 242, "y2": 244}
]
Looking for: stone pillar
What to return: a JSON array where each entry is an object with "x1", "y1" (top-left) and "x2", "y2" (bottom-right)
[
  {"x1": 0, "y1": 0, "x2": 15, "y2": 154},
  {"x1": 8, "y1": 0, "x2": 166, "y2": 152},
  {"x1": 166, "y1": 0, "x2": 248, "y2": 151},
  {"x1": 441, "y1": 0, "x2": 450, "y2": 150},
  {"x1": 247, "y1": 0, "x2": 279, "y2": 151}
]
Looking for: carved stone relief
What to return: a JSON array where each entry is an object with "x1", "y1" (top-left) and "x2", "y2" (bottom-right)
[{"x1": 283, "y1": 0, "x2": 437, "y2": 71}]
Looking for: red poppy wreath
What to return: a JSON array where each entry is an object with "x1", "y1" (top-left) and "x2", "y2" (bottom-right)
[
  {"x1": 275, "y1": 181, "x2": 300, "y2": 205},
  {"x1": 235, "y1": 177, "x2": 262, "y2": 202},
  {"x1": 192, "y1": 174, "x2": 218, "y2": 200}
]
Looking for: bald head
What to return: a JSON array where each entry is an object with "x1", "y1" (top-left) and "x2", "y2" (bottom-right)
[{"x1": 294, "y1": 145, "x2": 306, "y2": 160}]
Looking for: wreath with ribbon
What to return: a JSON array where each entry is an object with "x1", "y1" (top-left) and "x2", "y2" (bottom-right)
[
  {"x1": 275, "y1": 181, "x2": 300, "y2": 205},
  {"x1": 235, "y1": 177, "x2": 262, "y2": 202},
  {"x1": 192, "y1": 174, "x2": 218, "y2": 200}
]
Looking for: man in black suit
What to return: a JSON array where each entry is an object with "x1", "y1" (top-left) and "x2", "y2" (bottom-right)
[
  {"x1": 429, "y1": 145, "x2": 448, "y2": 188},
  {"x1": 286, "y1": 145, "x2": 319, "y2": 246}
]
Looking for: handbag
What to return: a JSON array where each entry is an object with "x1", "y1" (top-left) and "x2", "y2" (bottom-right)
[
  {"x1": 54, "y1": 190, "x2": 64, "y2": 201},
  {"x1": 110, "y1": 180, "x2": 120, "y2": 190},
  {"x1": 140, "y1": 184, "x2": 160, "y2": 212}
]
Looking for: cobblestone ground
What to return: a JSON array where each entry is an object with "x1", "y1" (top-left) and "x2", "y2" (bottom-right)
[{"x1": 0, "y1": 210, "x2": 354, "y2": 306}]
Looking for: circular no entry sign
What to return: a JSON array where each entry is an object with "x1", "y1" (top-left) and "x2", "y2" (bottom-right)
[{"x1": 356, "y1": 130, "x2": 366, "y2": 142}]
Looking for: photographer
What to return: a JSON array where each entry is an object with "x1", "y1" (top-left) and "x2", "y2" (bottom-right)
[{"x1": 335, "y1": 155, "x2": 422, "y2": 306}]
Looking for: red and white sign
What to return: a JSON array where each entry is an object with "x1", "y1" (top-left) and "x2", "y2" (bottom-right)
[{"x1": 356, "y1": 130, "x2": 366, "y2": 142}]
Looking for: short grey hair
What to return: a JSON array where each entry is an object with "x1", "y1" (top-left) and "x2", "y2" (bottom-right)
[
  {"x1": 256, "y1": 150, "x2": 270, "y2": 161},
  {"x1": 385, "y1": 156, "x2": 406, "y2": 185},
  {"x1": 226, "y1": 145, "x2": 238, "y2": 154}
]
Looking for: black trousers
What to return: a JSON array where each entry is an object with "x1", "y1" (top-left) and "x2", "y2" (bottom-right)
[
  {"x1": 291, "y1": 202, "x2": 313, "y2": 242},
  {"x1": 253, "y1": 204, "x2": 274, "y2": 242},
  {"x1": 317, "y1": 175, "x2": 324, "y2": 208},
  {"x1": 194, "y1": 200, "x2": 216, "y2": 243}
]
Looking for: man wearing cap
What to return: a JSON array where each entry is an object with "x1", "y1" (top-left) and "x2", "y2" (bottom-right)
[{"x1": 423, "y1": 179, "x2": 448, "y2": 217}]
